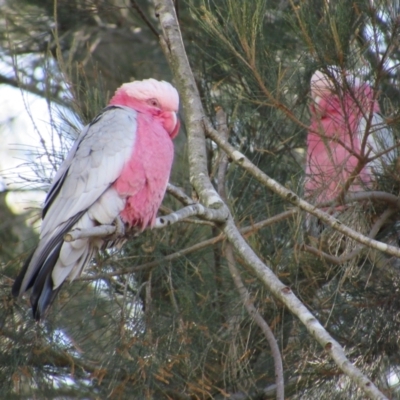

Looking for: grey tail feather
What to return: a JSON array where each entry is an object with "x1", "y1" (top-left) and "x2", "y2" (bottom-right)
[
  {"x1": 34, "y1": 274, "x2": 62, "y2": 321},
  {"x1": 30, "y1": 241, "x2": 64, "y2": 320},
  {"x1": 12, "y1": 211, "x2": 86, "y2": 320},
  {"x1": 12, "y1": 250, "x2": 36, "y2": 297}
]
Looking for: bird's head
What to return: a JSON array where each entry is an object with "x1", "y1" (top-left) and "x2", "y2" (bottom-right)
[
  {"x1": 110, "y1": 79, "x2": 180, "y2": 138},
  {"x1": 310, "y1": 66, "x2": 362, "y2": 104}
]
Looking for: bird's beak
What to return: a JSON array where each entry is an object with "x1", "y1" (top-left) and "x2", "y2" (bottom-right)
[{"x1": 170, "y1": 113, "x2": 180, "y2": 139}]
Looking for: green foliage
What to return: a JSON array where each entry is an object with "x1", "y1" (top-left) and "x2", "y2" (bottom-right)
[{"x1": 1, "y1": 0, "x2": 400, "y2": 399}]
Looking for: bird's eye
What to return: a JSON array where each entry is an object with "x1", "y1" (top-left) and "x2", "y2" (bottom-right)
[{"x1": 147, "y1": 98, "x2": 160, "y2": 108}]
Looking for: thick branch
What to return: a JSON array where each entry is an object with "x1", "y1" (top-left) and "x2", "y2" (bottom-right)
[
  {"x1": 223, "y1": 217, "x2": 387, "y2": 400},
  {"x1": 153, "y1": 0, "x2": 224, "y2": 209},
  {"x1": 153, "y1": 1, "x2": 388, "y2": 398}
]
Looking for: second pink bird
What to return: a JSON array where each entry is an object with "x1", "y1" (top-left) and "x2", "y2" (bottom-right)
[{"x1": 305, "y1": 67, "x2": 395, "y2": 206}]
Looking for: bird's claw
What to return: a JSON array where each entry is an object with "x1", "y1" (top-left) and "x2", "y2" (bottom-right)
[
  {"x1": 104, "y1": 217, "x2": 126, "y2": 249},
  {"x1": 113, "y1": 216, "x2": 125, "y2": 237}
]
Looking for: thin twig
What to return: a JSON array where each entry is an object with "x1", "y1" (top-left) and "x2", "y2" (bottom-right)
[
  {"x1": 154, "y1": 203, "x2": 228, "y2": 228},
  {"x1": 79, "y1": 211, "x2": 296, "y2": 281},
  {"x1": 130, "y1": 0, "x2": 160, "y2": 38},
  {"x1": 302, "y1": 208, "x2": 397, "y2": 265},
  {"x1": 65, "y1": 203, "x2": 229, "y2": 242},
  {"x1": 167, "y1": 183, "x2": 196, "y2": 205},
  {"x1": 226, "y1": 246, "x2": 285, "y2": 400},
  {"x1": 310, "y1": 190, "x2": 400, "y2": 210}
]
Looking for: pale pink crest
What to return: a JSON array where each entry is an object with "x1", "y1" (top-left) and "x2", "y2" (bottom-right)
[
  {"x1": 118, "y1": 78, "x2": 179, "y2": 112},
  {"x1": 110, "y1": 78, "x2": 180, "y2": 138}
]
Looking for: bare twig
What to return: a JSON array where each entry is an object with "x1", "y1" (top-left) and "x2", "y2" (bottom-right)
[
  {"x1": 167, "y1": 183, "x2": 196, "y2": 205},
  {"x1": 79, "y1": 233, "x2": 224, "y2": 281},
  {"x1": 226, "y1": 246, "x2": 284, "y2": 400},
  {"x1": 302, "y1": 208, "x2": 397, "y2": 265},
  {"x1": 154, "y1": 203, "x2": 228, "y2": 228},
  {"x1": 65, "y1": 203, "x2": 228, "y2": 243},
  {"x1": 343, "y1": 191, "x2": 400, "y2": 208},
  {"x1": 79, "y1": 211, "x2": 296, "y2": 281},
  {"x1": 130, "y1": 0, "x2": 160, "y2": 38},
  {"x1": 309, "y1": 190, "x2": 400, "y2": 210}
]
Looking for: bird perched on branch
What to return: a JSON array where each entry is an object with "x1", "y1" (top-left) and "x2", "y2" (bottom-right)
[
  {"x1": 305, "y1": 66, "x2": 396, "y2": 207},
  {"x1": 12, "y1": 79, "x2": 180, "y2": 320}
]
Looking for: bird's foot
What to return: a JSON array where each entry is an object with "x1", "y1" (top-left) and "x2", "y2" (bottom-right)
[
  {"x1": 104, "y1": 217, "x2": 127, "y2": 249},
  {"x1": 113, "y1": 216, "x2": 126, "y2": 237}
]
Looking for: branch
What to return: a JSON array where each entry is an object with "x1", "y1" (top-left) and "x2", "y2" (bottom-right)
[
  {"x1": 153, "y1": 1, "x2": 389, "y2": 398},
  {"x1": 65, "y1": 203, "x2": 228, "y2": 242},
  {"x1": 311, "y1": 191, "x2": 400, "y2": 210},
  {"x1": 204, "y1": 120, "x2": 400, "y2": 260},
  {"x1": 79, "y1": 211, "x2": 296, "y2": 281},
  {"x1": 154, "y1": 203, "x2": 228, "y2": 228},
  {"x1": 344, "y1": 191, "x2": 400, "y2": 208},
  {"x1": 79, "y1": 233, "x2": 224, "y2": 281},
  {"x1": 226, "y1": 246, "x2": 284, "y2": 400},
  {"x1": 167, "y1": 183, "x2": 196, "y2": 205},
  {"x1": 223, "y1": 217, "x2": 387, "y2": 400},
  {"x1": 153, "y1": 0, "x2": 224, "y2": 210},
  {"x1": 302, "y1": 208, "x2": 397, "y2": 265}
]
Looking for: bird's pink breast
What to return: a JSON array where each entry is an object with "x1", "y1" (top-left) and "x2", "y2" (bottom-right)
[
  {"x1": 113, "y1": 112, "x2": 174, "y2": 229},
  {"x1": 306, "y1": 93, "x2": 372, "y2": 204}
]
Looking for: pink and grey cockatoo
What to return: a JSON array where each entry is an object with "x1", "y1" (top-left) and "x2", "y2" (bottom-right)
[
  {"x1": 12, "y1": 79, "x2": 180, "y2": 320},
  {"x1": 305, "y1": 67, "x2": 395, "y2": 207}
]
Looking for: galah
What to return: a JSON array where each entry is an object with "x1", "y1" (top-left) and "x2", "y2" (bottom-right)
[
  {"x1": 305, "y1": 67, "x2": 395, "y2": 206},
  {"x1": 12, "y1": 79, "x2": 180, "y2": 320}
]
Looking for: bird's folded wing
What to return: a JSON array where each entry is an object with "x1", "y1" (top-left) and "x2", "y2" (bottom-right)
[
  {"x1": 41, "y1": 105, "x2": 138, "y2": 238},
  {"x1": 17, "y1": 106, "x2": 138, "y2": 294}
]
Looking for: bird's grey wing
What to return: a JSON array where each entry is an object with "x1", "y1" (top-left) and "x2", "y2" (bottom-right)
[
  {"x1": 40, "y1": 105, "x2": 138, "y2": 238},
  {"x1": 357, "y1": 113, "x2": 397, "y2": 173},
  {"x1": 42, "y1": 126, "x2": 89, "y2": 219},
  {"x1": 17, "y1": 105, "x2": 138, "y2": 294}
]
